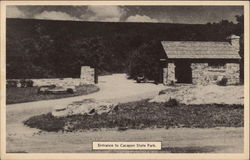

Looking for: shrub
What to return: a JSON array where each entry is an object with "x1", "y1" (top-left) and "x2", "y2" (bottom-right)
[
  {"x1": 20, "y1": 79, "x2": 34, "y2": 87},
  {"x1": 6, "y1": 80, "x2": 17, "y2": 88},
  {"x1": 127, "y1": 40, "x2": 165, "y2": 81},
  {"x1": 23, "y1": 113, "x2": 65, "y2": 132},
  {"x1": 66, "y1": 88, "x2": 74, "y2": 94},
  {"x1": 164, "y1": 98, "x2": 179, "y2": 107},
  {"x1": 7, "y1": 79, "x2": 33, "y2": 88},
  {"x1": 217, "y1": 77, "x2": 228, "y2": 86},
  {"x1": 26, "y1": 80, "x2": 34, "y2": 87}
]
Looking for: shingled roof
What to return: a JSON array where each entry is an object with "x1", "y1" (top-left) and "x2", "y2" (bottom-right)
[{"x1": 161, "y1": 41, "x2": 241, "y2": 59}]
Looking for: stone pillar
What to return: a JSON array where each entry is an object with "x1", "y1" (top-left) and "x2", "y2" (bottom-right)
[
  {"x1": 167, "y1": 63, "x2": 176, "y2": 84},
  {"x1": 163, "y1": 68, "x2": 168, "y2": 85},
  {"x1": 191, "y1": 63, "x2": 209, "y2": 85},
  {"x1": 226, "y1": 63, "x2": 240, "y2": 84},
  {"x1": 80, "y1": 66, "x2": 95, "y2": 85}
]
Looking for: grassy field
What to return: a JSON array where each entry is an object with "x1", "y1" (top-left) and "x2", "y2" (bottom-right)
[
  {"x1": 7, "y1": 85, "x2": 99, "y2": 104},
  {"x1": 24, "y1": 99, "x2": 244, "y2": 132}
]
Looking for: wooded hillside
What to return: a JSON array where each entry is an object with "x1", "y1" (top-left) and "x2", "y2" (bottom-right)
[{"x1": 6, "y1": 18, "x2": 243, "y2": 79}]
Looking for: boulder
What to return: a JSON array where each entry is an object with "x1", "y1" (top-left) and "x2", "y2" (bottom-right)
[{"x1": 52, "y1": 98, "x2": 117, "y2": 117}]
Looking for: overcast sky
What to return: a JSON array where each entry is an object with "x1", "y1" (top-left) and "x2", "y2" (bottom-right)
[{"x1": 7, "y1": 6, "x2": 243, "y2": 24}]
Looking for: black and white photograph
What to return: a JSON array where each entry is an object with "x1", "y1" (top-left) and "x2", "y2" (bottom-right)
[{"x1": 1, "y1": 1, "x2": 249, "y2": 160}]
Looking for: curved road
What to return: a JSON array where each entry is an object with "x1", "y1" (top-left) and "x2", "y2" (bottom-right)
[{"x1": 6, "y1": 74, "x2": 243, "y2": 153}]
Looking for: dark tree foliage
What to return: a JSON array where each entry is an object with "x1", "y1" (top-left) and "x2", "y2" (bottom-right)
[
  {"x1": 128, "y1": 15, "x2": 244, "y2": 81},
  {"x1": 6, "y1": 17, "x2": 244, "y2": 81},
  {"x1": 128, "y1": 40, "x2": 165, "y2": 82}
]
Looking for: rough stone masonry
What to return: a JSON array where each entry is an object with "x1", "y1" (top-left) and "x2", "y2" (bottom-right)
[
  {"x1": 29, "y1": 66, "x2": 96, "y2": 87},
  {"x1": 161, "y1": 35, "x2": 241, "y2": 85},
  {"x1": 191, "y1": 63, "x2": 240, "y2": 85}
]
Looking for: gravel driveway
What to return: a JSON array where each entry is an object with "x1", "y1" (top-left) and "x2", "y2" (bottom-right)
[{"x1": 6, "y1": 74, "x2": 243, "y2": 153}]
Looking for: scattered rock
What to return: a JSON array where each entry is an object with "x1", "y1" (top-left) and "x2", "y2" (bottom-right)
[
  {"x1": 52, "y1": 98, "x2": 117, "y2": 117},
  {"x1": 158, "y1": 90, "x2": 166, "y2": 95},
  {"x1": 158, "y1": 88, "x2": 178, "y2": 95},
  {"x1": 150, "y1": 85, "x2": 243, "y2": 105}
]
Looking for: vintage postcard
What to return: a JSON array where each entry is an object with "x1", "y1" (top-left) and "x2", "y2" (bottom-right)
[{"x1": 0, "y1": 1, "x2": 249, "y2": 160}]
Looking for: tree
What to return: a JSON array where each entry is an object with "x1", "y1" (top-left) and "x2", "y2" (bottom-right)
[
  {"x1": 128, "y1": 40, "x2": 165, "y2": 82},
  {"x1": 71, "y1": 37, "x2": 108, "y2": 76}
]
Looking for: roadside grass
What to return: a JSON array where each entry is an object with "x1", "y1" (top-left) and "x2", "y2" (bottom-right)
[
  {"x1": 7, "y1": 85, "x2": 99, "y2": 104},
  {"x1": 24, "y1": 99, "x2": 244, "y2": 132}
]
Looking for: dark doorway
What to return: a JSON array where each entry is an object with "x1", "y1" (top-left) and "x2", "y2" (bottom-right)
[{"x1": 175, "y1": 61, "x2": 192, "y2": 83}]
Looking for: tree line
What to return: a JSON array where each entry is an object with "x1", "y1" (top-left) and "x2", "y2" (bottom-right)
[{"x1": 6, "y1": 15, "x2": 243, "y2": 82}]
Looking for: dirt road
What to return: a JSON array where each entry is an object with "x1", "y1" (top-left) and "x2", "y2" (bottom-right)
[{"x1": 6, "y1": 74, "x2": 244, "y2": 153}]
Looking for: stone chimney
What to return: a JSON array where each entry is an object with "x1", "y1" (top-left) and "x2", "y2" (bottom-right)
[{"x1": 227, "y1": 35, "x2": 240, "y2": 51}]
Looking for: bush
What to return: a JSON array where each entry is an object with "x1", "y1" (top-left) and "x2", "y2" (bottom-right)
[
  {"x1": 7, "y1": 79, "x2": 34, "y2": 88},
  {"x1": 23, "y1": 113, "x2": 65, "y2": 132},
  {"x1": 66, "y1": 88, "x2": 74, "y2": 94},
  {"x1": 20, "y1": 79, "x2": 34, "y2": 87},
  {"x1": 26, "y1": 80, "x2": 34, "y2": 87},
  {"x1": 164, "y1": 98, "x2": 179, "y2": 107},
  {"x1": 127, "y1": 40, "x2": 165, "y2": 81},
  {"x1": 217, "y1": 77, "x2": 228, "y2": 86},
  {"x1": 6, "y1": 80, "x2": 17, "y2": 88}
]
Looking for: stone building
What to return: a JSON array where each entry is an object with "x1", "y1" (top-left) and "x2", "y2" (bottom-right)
[{"x1": 161, "y1": 35, "x2": 241, "y2": 85}]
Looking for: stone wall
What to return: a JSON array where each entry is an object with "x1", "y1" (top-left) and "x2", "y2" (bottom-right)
[
  {"x1": 163, "y1": 62, "x2": 240, "y2": 85},
  {"x1": 9, "y1": 66, "x2": 96, "y2": 87},
  {"x1": 191, "y1": 62, "x2": 240, "y2": 85},
  {"x1": 225, "y1": 63, "x2": 240, "y2": 84},
  {"x1": 205, "y1": 66, "x2": 227, "y2": 84},
  {"x1": 31, "y1": 78, "x2": 82, "y2": 87},
  {"x1": 191, "y1": 63, "x2": 209, "y2": 85}
]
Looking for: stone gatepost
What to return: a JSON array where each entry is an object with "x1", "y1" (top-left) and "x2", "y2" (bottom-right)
[
  {"x1": 167, "y1": 63, "x2": 176, "y2": 84},
  {"x1": 163, "y1": 68, "x2": 168, "y2": 85},
  {"x1": 80, "y1": 66, "x2": 95, "y2": 85},
  {"x1": 226, "y1": 63, "x2": 240, "y2": 84}
]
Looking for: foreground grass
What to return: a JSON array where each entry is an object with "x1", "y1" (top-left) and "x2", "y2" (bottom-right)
[
  {"x1": 24, "y1": 99, "x2": 243, "y2": 132},
  {"x1": 7, "y1": 85, "x2": 99, "y2": 104}
]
